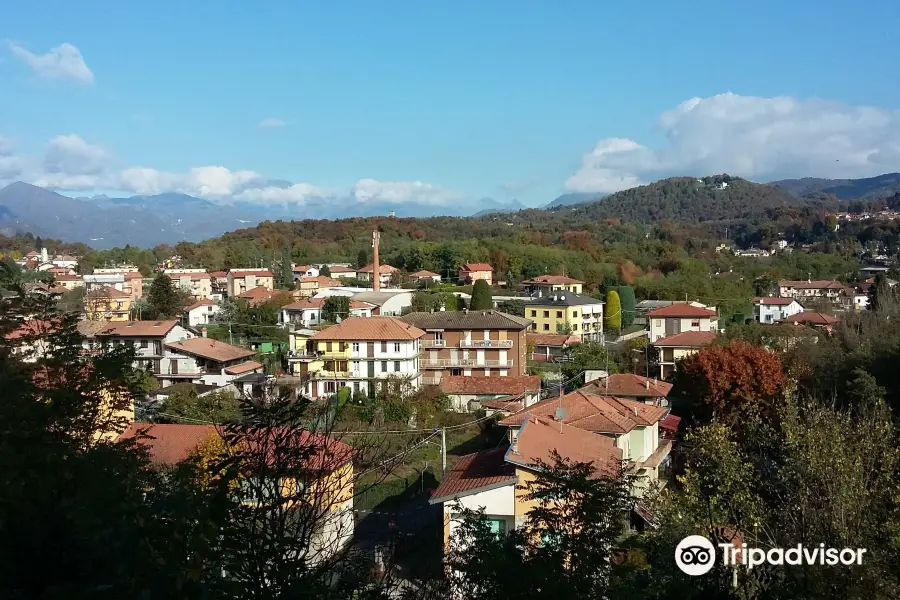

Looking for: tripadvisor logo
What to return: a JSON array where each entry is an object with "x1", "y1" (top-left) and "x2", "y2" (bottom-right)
[{"x1": 675, "y1": 535, "x2": 868, "y2": 575}]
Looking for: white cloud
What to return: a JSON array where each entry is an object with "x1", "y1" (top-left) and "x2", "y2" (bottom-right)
[
  {"x1": 352, "y1": 178, "x2": 460, "y2": 206},
  {"x1": 566, "y1": 92, "x2": 900, "y2": 194},
  {"x1": 9, "y1": 42, "x2": 94, "y2": 84},
  {"x1": 43, "y1": 134, "x2": 110, "y2": 175},
  {"x1": 234, "y1": 183, "x2": 332, "y2": 204},
  {"x1": 258, "y1": 117, "x2": 287, "y2": 129}
]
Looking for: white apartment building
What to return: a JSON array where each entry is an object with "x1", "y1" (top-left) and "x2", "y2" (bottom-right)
[
  {"x1": 227, "y1": 269, "x2": 275, "y2": 297},
  {"x1": 647, "y1": 304, "x2": 718, "y2": 343},
  {"x1": 752, "y1": 297, "x2": 804, "y2": 324},
  {"x1": 307, "y1": 317, "x2": 424, "y2": 398},
  {"x1": 165, "y1": 269, "x2": 213, "y2": 300},
  {"x1": 184, "y1": 299, "x2": 221, "y2": 327}
]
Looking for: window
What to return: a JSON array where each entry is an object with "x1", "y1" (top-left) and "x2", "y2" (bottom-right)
[
  {"x1": 140, "y1": 340, "x2": 148, "y2": 349},
  {"x1": 326, "y1": 341, "x2": 333, "y2": 352},
  {"x1": 572, "y1": 323, "x2": 578, "y2": 331},
  {"x1": 434, "y1": 331, "x2": 444, "y2": 341},
  {"x1": 208, "y1": 306, "x2": 213, "y2": 312},
  {"x1": 531, "y1": 323, "x2": 537, "y2": 330},
  {"x1": 352, "y1": 342, "x2": 359, "y2": 352},
  {"x1": 572, "y1": 311, "x2": 579, "y2": 318},
  {"x1": 556, "y1": 311, "x2": 563, "y2": 318},
  {"x1": 530, "y1": 310, "x2": 537, "y2": 317},
  {"x1": 394, "y1": 342, "x2": 401, "y2": 353},
  {"x1": 691, "y1": 320, "x2": 700, "y2": 328},
  {"x1": 381, "y1": 341, "x2": 387, "y2": 353},
  {"x1": 543, "y1": 310, "x2": 549, "y2": 318},
  {"x1": 543, "y1": 323, "x2": 550, "y2": 331},
  {"x1": 486, "y1": 518, "x2": 507, "y2": 536},
  {"x1": 394, "y1": 361, "x2": 401, "y2": 372},
  {"x1": 381, "y1": 361, "x2": 388, "y2": 373}
]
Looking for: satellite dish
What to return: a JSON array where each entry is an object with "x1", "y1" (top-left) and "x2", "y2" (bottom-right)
[{"x1": 554, "y1": 407, "x2": 567, "y2": 421}]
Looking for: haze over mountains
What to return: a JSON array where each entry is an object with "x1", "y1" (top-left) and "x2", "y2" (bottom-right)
[{"x1": 2, "y1": 173, "x2": 900, "y2": 248}]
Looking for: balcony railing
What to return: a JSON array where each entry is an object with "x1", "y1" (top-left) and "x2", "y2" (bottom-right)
[
  {"x1": 422, "y1": 339, "x2": 446, "y2": 348},
  {"x1": 421, "y1": 377, "x2": 441, "y2": 386},
  {"x1": 287, "y1": 350, "x2": 319, "y2": 360},
  {"x1": 458, "y1": 339, "x2": 514, "y2": 348},
  {"x1": 420, "y1": 358, "x2": 514, "y2": 368}
]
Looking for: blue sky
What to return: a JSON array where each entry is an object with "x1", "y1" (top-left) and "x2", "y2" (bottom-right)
[{"x1": 3, "y1": 0, "x2": 900, "y2": 212}]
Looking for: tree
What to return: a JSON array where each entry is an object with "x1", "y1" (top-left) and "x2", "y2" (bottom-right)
[
  {"x1": 146, "y1": 272, "x2": 184, "y2": 319},
  {"x1": 159, "y1": 386, "x2": 241, "y2": 423},
  {"x1": 604, "y1": 289, "x2": 622, "y2": 331},
  {"x1": 671, "y1": 340, "x2": 786, "y2": 426},
  {"x1": 867, "y1": 274, "x2": 898, "y2": 313},
  {"x1": 615, "y1": 286, "x2": 636, "y2": 328},
  {"x1": 561, "y1": 342, "x2": 613, "y2": 386},
  {"x1": 447, "y1": 452, "x2": 636, "y2": 600},
  {"x1": 279, "y1": 243, "x2": 294, "y2": 289},
  {"x1": 319, "y1": 264, "x2": 331, "y2": 277},
  {"x1": 470, "y1": 279, "x2": 492, "y2": 310},
  {"x1": 34, "y1": 236, "x2": 43, "y2": 251},
  {"x1": 357, "y1": 248, "x2": 368, "y2": 268},
  {"x1": 496, "y1": 299, "x2": 525, "y2": 317},
  {"x1": 323, "y1": 296, "x2": 350, "y2": 323}
]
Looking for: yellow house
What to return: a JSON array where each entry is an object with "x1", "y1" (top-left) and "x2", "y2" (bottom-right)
[
  {"x1": 431, "y1": 415, "x2": 622, "y2": 553},
  {"x1": 84, "y1": 286, "x2": 132, "y2": 321},
  {"x1": 526, "y1": 291, "x2": 604, "y2": 342},
  {"x1": 523, "y1": 275, "x2": 584, "y2": 295}
]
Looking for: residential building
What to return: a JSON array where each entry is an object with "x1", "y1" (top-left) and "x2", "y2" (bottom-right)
[
  {"x1": 286, "y1": 327, "x2": 319, "y2": 383},
  {"x1": 315, "y1": 288, "x2": 414, "y2": 317},
  {"x1": 773, "y1": 239, "x2": 789, "y2": 251},
  {"x1": 647, "y1": 304, "x2": 718, "y2": 343},
  {"x1": 526, "y1": 292, "x2": 604, "y2": 342},
  {"x1": 522, "y1": 275, "x2": 584, "y2": 295},
  {"x1": 498, "y1": 389, "x2": 670, "y2": 496},
  {"x1": 306, "y1": 317, "x2": 425, "y2": 398},
  {"x1": 165, "y1": 269, "x2": 213, "y2": 300},
  {"x1": 437, "y1": 375, "x2": 542, "y2": 411},
  {"x1": 4, "y1": 320, "x2": 57, "y2": 362},
  {"x1": 292, "y1": 264, "x2": 320, "y2": 279},
  {"x1": 357, "y1": 263, "x2": 399, "y2": 288},
  {"x1": 752, "y1": 297, "x2": 805, "y2": 324},
  {"x1": 90, "y1": 268, "x2": 144, "y2": 300},
  {"x1": 165, "y1": 336, "x2": 264, "y2": 386},
  {"x1": 117, "y1": 423, "x2": 218, "y2": 466},
  {"x1": 51, "y1": 254, "x2": 78, "y2": 269},
  {"x1": 295, "y1": 275, "x2": 343, "y2": 298},
  {"x1": 783, "y1": 311, "x2": 840, "y2": 330},
  {"x1": 238, "y1": 286, "x2": 277, "y2": 306},
  {"x1": 776, "y1": 279, "x2": 846, "y2": 303},
  {"x1": 227, "y1": 269, "x2": 275, "y2": 297},
  {"x1": 410, "y1": 270, "x2": 442, "y2": 284},
  {"x1": 581, "y1": 373, "x2": 673, "y2": 407},
  {"x1": 458, "y1": 263, "x2": 493, "y2": 285},
  {"x1": 432, "y1": 415, "x2": 622, "y2": 554},
  {"x1": 328, "y1": 265, "x2": 358, "y2": 279},
  {"x1": 184, "y1": 299, "x2": 221, "y2": 327},
  {"x1": 526, "y1": 332, "x2": 581, "y2": 362},
  {"x1": 280, "y1": 298, "x2": 375, "y2": 328},
  {"x1": 400, "y1": 311, "x2": 531, "y2": 385},
  {"x1": 651, "y1": 330, "x2": 717, "y2": 379},
  {"x1": 92, "y1": 321, "x2": 196, "y2": 387},
  {"x1": 84, "y1": 286, "x2": 132, "y2": 321},
  {"x1": 209, "y1": 271, "x2": 228, "y2": 301},
  {"x1": 53, "y1": 273, "x2": 84, "y2": 290}
]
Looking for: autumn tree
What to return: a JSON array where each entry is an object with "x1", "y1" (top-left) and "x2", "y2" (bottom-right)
[
  {"x1": 604, "y1": 289, "x2": 622, "y2": 331},
  {"x1": 671, "y1": 340, "x2": 786, "y2": 426}
]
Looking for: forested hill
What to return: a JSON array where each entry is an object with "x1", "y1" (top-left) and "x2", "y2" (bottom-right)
[{"x1": 558, "y1": 176, "x2": 804, "y2": 222}]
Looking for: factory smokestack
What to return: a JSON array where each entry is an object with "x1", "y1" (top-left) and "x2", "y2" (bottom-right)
[{"x1": 372, "y1": 230, "x2": 381, "y2": 292}]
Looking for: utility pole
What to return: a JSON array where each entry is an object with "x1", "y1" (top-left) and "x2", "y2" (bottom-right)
[
  {"x1": 372, "y1": 230, "x2": 381, "y2": 293},
  {"x1": 441, "y1": 427, "x2": 447, "y2": 476}
]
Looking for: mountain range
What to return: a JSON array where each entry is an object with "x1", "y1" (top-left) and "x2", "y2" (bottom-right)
[{"x1": 3, "y1": 172, "x2": 900, "y2": 248}]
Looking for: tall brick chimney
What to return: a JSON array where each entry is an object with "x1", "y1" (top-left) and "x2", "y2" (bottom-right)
[{"x1": 372, "y1": 230, "x2": 381, "y2": 292}]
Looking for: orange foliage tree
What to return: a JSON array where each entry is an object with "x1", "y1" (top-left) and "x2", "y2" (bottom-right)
[{"x1": 671, "y1": 340, "x2": 786, "y2": 426}]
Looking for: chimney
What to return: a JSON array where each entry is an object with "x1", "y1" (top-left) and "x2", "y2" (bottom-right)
[
  {"x1": 633, "y1": 406, "x2": 638, "y2": 417},
  {"x1": 645, "y1": 379, "x2": 650, "y2": 391},
  {"x1": 372, "y1": 230, "x2": 381, "y2": 293},
  {"x1": 201, "y1": 327, "x2": 208, "y2": 338}
]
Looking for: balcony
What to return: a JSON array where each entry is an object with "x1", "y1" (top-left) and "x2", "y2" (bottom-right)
[
  {"x1": 420, "y1": 358, "x2": 514, "y2": 369},
  {"x1": 287, "y1": 350, "x2": 319, "y2": 360},
  {"x1": 421, "y1": 376, "x2": 441, "y2": 386},
  {"x1": 458, "y1": 339, "x2": 514, "y2": 348},
  {"x1": 422, "y1": 339, "x2": 446, "y2": 348}
]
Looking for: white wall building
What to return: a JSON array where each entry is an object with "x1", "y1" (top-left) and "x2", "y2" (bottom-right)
[
  {"x1": 184, "y1": 299, "x2": 221, "y2": 327},
  {"x1": 752, "y1": 297, "x2": 804, "y2": 324},
  {"x1": 647, "y1": 304, "x2": 718, "y2": 343}
]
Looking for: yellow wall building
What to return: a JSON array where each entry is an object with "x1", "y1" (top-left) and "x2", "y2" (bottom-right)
[{"x1": 526, "y1": 291, "x2": 604, "y2": 342}]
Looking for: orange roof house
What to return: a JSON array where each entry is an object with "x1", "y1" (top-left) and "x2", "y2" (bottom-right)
[{"x1": 458, "y1": 262, "x2": 494, "y2": 285}]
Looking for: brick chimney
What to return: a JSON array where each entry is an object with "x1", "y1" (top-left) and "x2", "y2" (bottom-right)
[{"x1": 201, "y1": 327, "x2": 208, "y2": 338}]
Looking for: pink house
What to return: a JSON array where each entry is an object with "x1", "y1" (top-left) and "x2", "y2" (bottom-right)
[{"x1": 458, "y1": 263, "x2": 494, "y2": 285}]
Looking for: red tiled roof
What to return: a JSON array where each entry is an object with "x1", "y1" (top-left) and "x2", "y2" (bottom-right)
[
  {"x1": 4, "y1": 319, "x2": 59, "y2": 340},
  {"x1": 166, "y1": 337, "x2": 254, "y2": 363},
  {"x1": 86, "y1": 286, "x2": 130, "y2": 299},
  {"x1": 54, "y1": 273, "x2": 81, "y2": 281},
  {"x1": 778, "y1": 279, "x2": 844, "y2": 290},
  {"x1": 439, "y1": 375, "x2": 541, "y2": 396},
  {"x1": 460, "y1": 263, "x2": 493, "y2": 272},
  {"x1": 358, "y1": 263, "x2": 399, "y2": 274},
  {"x1": 184, "y1": 298, "x2": 217, "y2": 312},
  {"x1": 95, "y1": 320, "x2": 179, "y2": 337},
  {"x1": 292, "y1": 265, "x2": 314, "y2": 272},
  {"x1": 230, "y1": 270, "x2": 274, "y2": 277},
  {"x1": 527, "y1": 333, "x2": 581, "y2": 347},
  {"x1": 783, "y1": 311, "x2": 839, "y2": 325},
  {"x1": 499, "y1": 389, "x2": 667, "y2": 434},
  {"x1": 117, "y1": 423, "x2": 218, "y2": 465},
  {"x1": 431, "y1": 447, "x2": 517, "y2": 502},
  {"x1": 581, "y1": 373, "x2": 673, "y2": 398},
  {"x1": 652, "y1": 330, "x2": 718, "y2": 347},
  {"x1": 241, "y1": 428, "x2": 354, "y2": 473},
  {"x1": 238, "y1": 286, "x2": 276, "y2": 304},
  {"x1": 411, "y1": 270, "x2": 440, "y2": 278},
  {"x1": 648, "y1": 304, "x2": 717, "y2": 317},
  {"x1": 752, "y1": 297, "x2": 797, "y2": 305},
  {"x1": 209, "y1": 271, "x2": 227, "y2": 278},
  {"x1": 523, "y1": 275, "x2": 584, "y2": 285},
  {"x1": 124, "y1": 271, "x2": 143, "y2": 280},
  {"x1": 508, "y1": 415, "x2": 622, "y2": 478},
  {"x1": 660, "y1": 414, "x2": 682, "y2": 434},
  {"x1": 482, "y1": 396, "x2": 525, "y2": 412},
  {"x1": 224, "y1": 360, "x2": 264, "y2": 375},
  {"x1": 328, "y1": 265, "x2": 357, "y2": 273},
  {"x1": 311, "y1": 317, "x2": 424, "y2": 341},
  {"x1": 283, "y1": 298, "x2": 326, "y2": 310}
]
